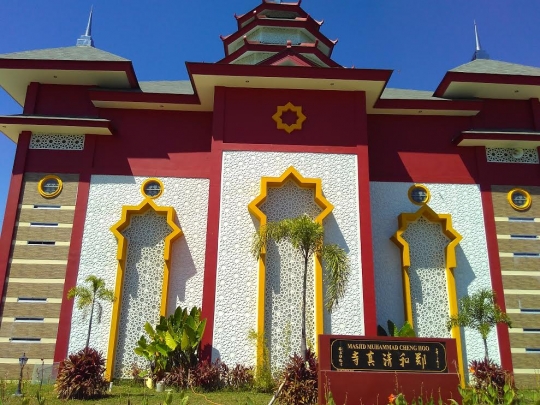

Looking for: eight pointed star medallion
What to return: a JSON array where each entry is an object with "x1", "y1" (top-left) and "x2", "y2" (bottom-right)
[{"x1": 272, "y1": 102, "x2": 307, "y2": 134}]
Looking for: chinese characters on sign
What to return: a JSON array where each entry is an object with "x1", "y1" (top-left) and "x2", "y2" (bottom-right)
[{"x1": 330, "y1": 339, "x2": 447, "y2": 373}]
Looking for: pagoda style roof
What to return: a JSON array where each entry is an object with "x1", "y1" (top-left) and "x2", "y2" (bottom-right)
[
  {"x1": 0, "y1": 46, "x2": 137, "y2": 106},
  {"x1": 435, "y1": 58, "x2": 540, "y2": 100},
  {"x1": 0, "y1": 46, "x2": 128, "y2": 62},
  {"x1": 450, "y1": 59, "x2": 540, "y2": 76}
]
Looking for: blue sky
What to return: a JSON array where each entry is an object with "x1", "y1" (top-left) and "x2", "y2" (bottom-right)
[{"x1": 1, "y1": 1, "x2": 540, "y2": 226}]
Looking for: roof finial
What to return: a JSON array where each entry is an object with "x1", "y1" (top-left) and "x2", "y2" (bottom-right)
[
  {"x1": 472, "y1": 20, "x2": 489, "y2": 60},
  {"x1": 77, "y1": 6, "x2": 95, "y2": 47}
]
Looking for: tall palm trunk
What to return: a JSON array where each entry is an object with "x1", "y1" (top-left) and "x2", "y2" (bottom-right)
[
  {"x1": 86, "y1": 297, "x2": 95, "y2": 348},
  {"x1": 300, "y1": 254, "x2": 308, "y2": 360},
  {"x1": 483, "y1": 338, "x2": 489, "y2": 360}
]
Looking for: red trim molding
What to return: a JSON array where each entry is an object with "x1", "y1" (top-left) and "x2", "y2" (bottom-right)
[
  {"x1": 479, "y1": 183, "x2": 513, "y2": 371},
  {"x1": 0, "y1": 132, "x2": 30, "y2": 312},
  {"x1": 200, "y1": 87, "x2": 226, "y2": 358},
  {"x1": 53, "y1": 136, "x2": 96, "y2": 361}
]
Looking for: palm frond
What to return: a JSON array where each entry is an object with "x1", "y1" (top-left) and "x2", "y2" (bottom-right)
[
  {"x1": 321, "y1": 243, "x2": 350, "y2": 312},
  {"x1": 97, "y1": 288, "x2": 116, "y2": 303},
  {"x1": 67, "y1": 286, "x2": 93, "y2": 310}
]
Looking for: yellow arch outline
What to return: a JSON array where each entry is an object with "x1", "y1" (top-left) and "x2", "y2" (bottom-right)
[
  {"x1": 248, "y1": 166, "x2": 333, "y2": 360},
  {"x1": 37, "y1": 174, "x2": 63, "y2": 198},
  {"x1": 390, "y1": 204, "x2": 465, "y2": 385},
  {"x1": 106, "y1": 198, "x2": 183, "y2": 379}
]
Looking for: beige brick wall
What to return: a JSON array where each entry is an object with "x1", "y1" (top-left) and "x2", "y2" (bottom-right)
[
  {"x1": 7, "y1": 264, "x2": 67, "y2": 279},
  {"x1": 0, "y1": 364, "x2": 35, "y2": 380},
  {"x1": 0, "y1": 323, "x2": 59, "y2": 339},
  {"x1": 495, "y1": 221, "x2": 540, "y2": 235},
  {"x1": 502, "y1": 275, "x2": 540, "y2": 290},
  {"x1": 500, "y1": 257, "x2": 540, "y2": 272},
  {"x1": 2, "y1": 303, "x2": 61, "y2": 318},
  {"x1": 506, "y1": 313, "x2": 540, "y2": 329},
  {"x1": 511, "y1": 353, "x2": 540, "y2": 369},
  {"x1": 19, "y1": 173, "x2": 78, "y2": 206},
  {"x1": 17, "y1": 210, "x2": 74, "y2": 224},
  {"x1": 514, "y1": 374, "x2": 540, "y2": 389},
  {"x1": 498, "y1": 239, "x2": 540, "y2": 254},
  {"x1": 510, "y1": 333, "x2": 540, "y2": 348},
  {"x1": 492, "y1": 185, "x2": 540, "y2": 218},
  {"x1": 4, "y1": 284, "x2": 65, "y2": 299},
  {"x1": 505, "y1": 295, "x2": 540, "y2": 309},
  {"x1": 0, "y1": 342, "x2": 55, "y2": 359},
  {"x1": 11, "y1": 245, "x2": 70, "y2": 261},
  {"x1": 14, "y1": 227, "x2": 72, "y2": 242}
]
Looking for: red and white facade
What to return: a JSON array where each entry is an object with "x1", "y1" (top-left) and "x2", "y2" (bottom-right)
[{"x1": 0, "y1": 0, "x2": 539, "y2": 386}]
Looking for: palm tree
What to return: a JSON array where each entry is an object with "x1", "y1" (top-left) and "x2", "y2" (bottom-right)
[
  {"x1": 447, "y1": 289, "x2": 511, "y2": 359},
  {"x1": 67, "y1": 275, "x2": 116, "y2": 348},
  {"x1": 252, "y1": 214, "x2": 350, "y2": 360}
]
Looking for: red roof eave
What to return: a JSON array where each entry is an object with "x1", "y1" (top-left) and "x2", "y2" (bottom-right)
[
  {"x1": 88, "y1": 89, "x2": 200, "y2": 106},
  {"x1": 374, "y1": 98, "x2": 482, "y2": 112},
  {"x1": 0, "y1": 58, "x2": 139, "y2": 89},
  {"x1": 222, "y1": 18, "x2": 334, "y2": 57},
  {"x1": 235, "y1": 1, "x2": 307, "y2": 29},
  {"x1": 218, "y1": 42, "x2": 340, "y2": 67},
  {"x1": 434, "y1": 71, "x2": 540, "y2": 98}
]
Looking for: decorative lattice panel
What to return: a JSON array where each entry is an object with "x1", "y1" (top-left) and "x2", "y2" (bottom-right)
[
  {"x1": 68, "y1": 176, "x2": 210, "y2": 369},
  {"x1": 114, "y1": 210, "x2": 172, "y2": 378},
  {"x1": 259, "y1": 181, "x2": 322, "y2": 370},
  {"x1": 402, "y1": 217, "x2": 451, "y2": 338},
  {"x1": 213, "y1": 151, "x2": 363, "y2": 368},
  {"x1": 486, "y1": 148, "x2": 539, "y2": 164},
  {"x1": 30, "y1": 134, "x2": 84, "y2": 150}
]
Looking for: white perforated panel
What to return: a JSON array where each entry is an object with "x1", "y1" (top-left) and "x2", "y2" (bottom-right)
[
  {"x1": 30, "y1": 134, "x2": 84, "y2": 150},
  {"x1": 486, "y1": 148, "x2": 539, "y2": 164},
  {"x1": 402, "y1": 217, "x2": 451, "y2": 338},
  {"x1": 114, "y1": 210, "x2": 172, "y2": 378},
  {"x1": 260, "y1": 181, "x2": 322, "y2": 370},
  {"x1": 213, "y1": 151, "x2": 363, "y2": 368}
]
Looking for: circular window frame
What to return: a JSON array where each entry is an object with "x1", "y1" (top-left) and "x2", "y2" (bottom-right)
[
  {"x1": 408, "y1": 184, "x2": 431, "y2": 205},
  {"x1": 141, "y1": 178, "x2": 164, "y2": 199},
  {"x1": 38, "y1": 175, "x2": 63, "y2": 198},
  {"x1": 507, "y1": 188, "x2": 532, "y2": 211}
]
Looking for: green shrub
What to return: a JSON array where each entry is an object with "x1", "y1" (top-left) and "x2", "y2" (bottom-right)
[
  {"x1": 278, "y1": 349, "x2": 318, "y2": 405},
  {"x1": 54, "y1": 347, "x2": 107, "y2": 400}
]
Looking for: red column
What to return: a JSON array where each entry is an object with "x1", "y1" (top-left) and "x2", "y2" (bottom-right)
[{"x1": 0, "y1": 132, "x2": 30, "y2": 308}]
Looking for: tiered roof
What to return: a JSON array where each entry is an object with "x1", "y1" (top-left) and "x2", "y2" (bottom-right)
[{"x1": 219, "y1": 0, "x2": 340, "y2": 67}]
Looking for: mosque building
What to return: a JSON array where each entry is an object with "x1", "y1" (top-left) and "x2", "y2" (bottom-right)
[{"x1": 0, "y1": 0, "x2": 539, "y2": 387}]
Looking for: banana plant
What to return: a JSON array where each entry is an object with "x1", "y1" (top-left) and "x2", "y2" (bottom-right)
[{"x1": 134, "y1": 306, "x2": 207, "y2": 377}]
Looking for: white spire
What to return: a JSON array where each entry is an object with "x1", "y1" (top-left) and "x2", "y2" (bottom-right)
[
  {"x1": 472, "y1": 20, "x2": 489, "y2": 60},
  {"x1": 77, "y1": 6, "x2": 95, "y2": 47}
]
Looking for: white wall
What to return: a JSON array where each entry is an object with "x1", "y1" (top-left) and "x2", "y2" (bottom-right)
[
  {"x1": 68, "y1": 175, "x2": 209, "y2": 376},
  {"x1": 213, "y1": 151, "x2": 363, "y2": 367},
  {"x1": 370, "y1": 182, "x2": 501, "y2": 365}
]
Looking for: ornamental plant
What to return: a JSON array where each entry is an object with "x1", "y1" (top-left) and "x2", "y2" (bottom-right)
[
  {"x1": 134, "y1": 306, "x2": 206, "y2": 380},
  {"x1": 67, "y1": 275, "x2": 116, "y2": 348},
  {"x1": 54, "y1": 347, "x2": 107, "y2": 400},
  {"x1": 447, "y1": 289, "x2": 511, "y2": 359},
  {"x1": 252, "y1": 214, "x2": 349, "y2": 360},
  {"x1": 278, "y1": 349, "x2": 318, "y2": 405}
]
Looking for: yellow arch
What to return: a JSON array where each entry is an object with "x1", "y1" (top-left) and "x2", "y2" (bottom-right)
[
  {"x1": 390, "y1": 203, "x2": 465, "y2": 385},
  {"x1": 248, "y1": 166, "x2": 333, "y2": 360},
  {"x1": 107, "y1": 198, "x2": 183, "y2": 379}
]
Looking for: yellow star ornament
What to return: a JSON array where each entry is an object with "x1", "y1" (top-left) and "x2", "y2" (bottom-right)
[{"x1": 272, "y1": 102, "x2": 307, "y2": 134}]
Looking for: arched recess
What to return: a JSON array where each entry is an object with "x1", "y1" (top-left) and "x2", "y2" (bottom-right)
[
  {"x1": 107, "y1": 198, "x2": 183, "y2": 378},
  {"x1": 390, "y1": 203, "x2": 465, "y2": 383},
  {"x1": 248, "y1": 166, "x2": 333, "y2": 363}
]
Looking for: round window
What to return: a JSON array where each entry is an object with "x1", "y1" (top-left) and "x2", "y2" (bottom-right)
[
  {"x1": 141, "y1": 179, "x2": 163, "y2": 199},
  {"x1": 38, "y1": 175, "x2": 63, "y2": 198},
  {"x1": 508, "y1": 188, "x2": 531, "y2": 211},
  {"x1": 408, "y1": 184, "x2": 430, "y2": 205}
]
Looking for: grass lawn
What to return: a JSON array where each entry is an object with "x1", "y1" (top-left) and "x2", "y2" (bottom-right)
[{"x1": 0, "y1": 382, "x2": 273, "y2": 405}]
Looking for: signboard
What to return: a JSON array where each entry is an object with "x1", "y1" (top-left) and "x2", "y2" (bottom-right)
[{"x1": 330, "y1": 339, "x2": 447, "y2": 373}]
